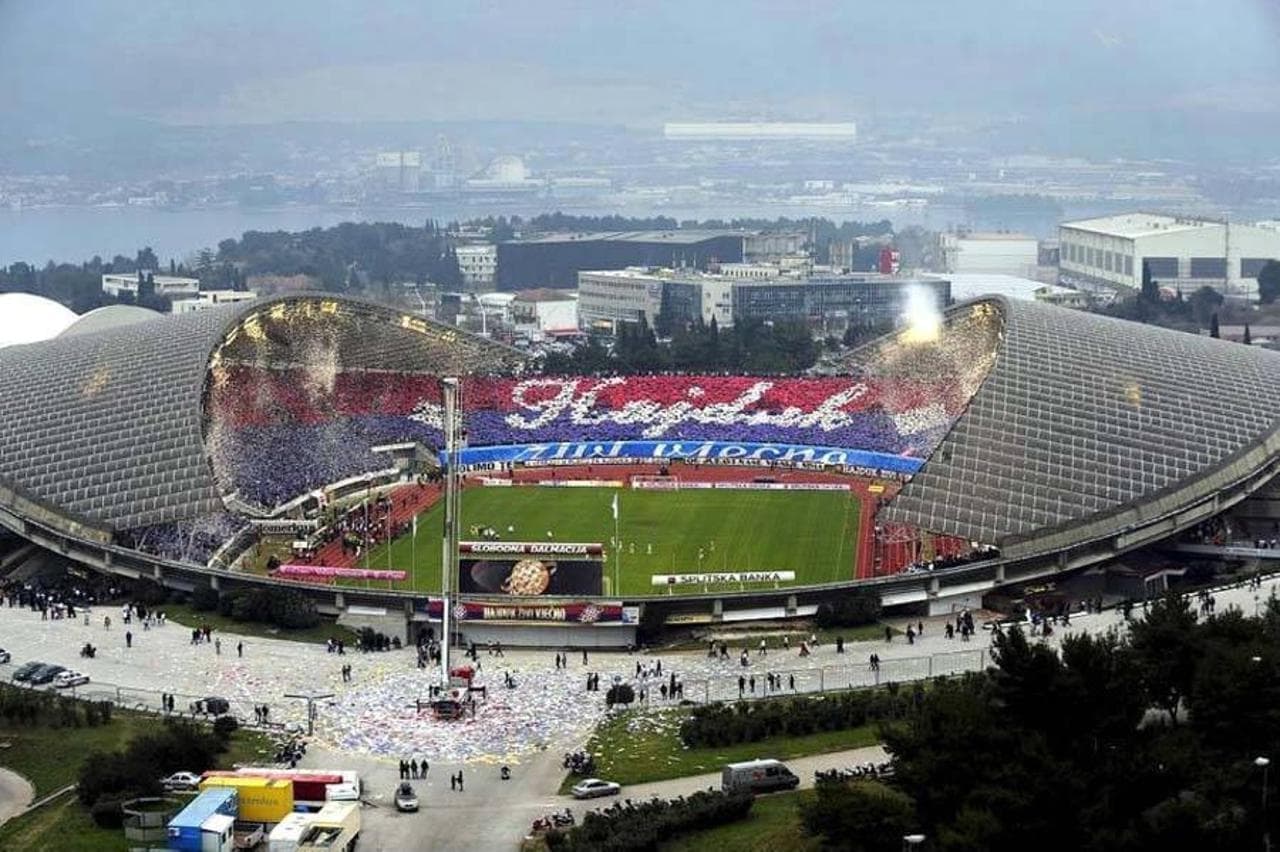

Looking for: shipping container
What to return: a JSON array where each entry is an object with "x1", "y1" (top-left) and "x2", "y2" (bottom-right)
[
  {"x1": 167, "y1": 788, "x2": 238, "y2": 852},
  {"x1": 199, "y1": 776, "x2": 294, "y2": 824},
  {"x1": 205, "y1": 770, "x2": 343, "y2": 804}
]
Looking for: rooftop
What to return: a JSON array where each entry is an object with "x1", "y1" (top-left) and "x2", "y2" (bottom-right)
[
  {"x1": 513, "y1": 288, "x2": 576, "y2": 303},
  {"x1": 509, "y1": 230, "x2": 744, "y2": 246},
  {"x1": 1060, "y1": 213, "x2": 1224, "y2": 239}
]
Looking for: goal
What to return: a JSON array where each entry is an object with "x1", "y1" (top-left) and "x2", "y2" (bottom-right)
[{"x1": 630, "y1": 475, "x2": 680, "y2": 491}]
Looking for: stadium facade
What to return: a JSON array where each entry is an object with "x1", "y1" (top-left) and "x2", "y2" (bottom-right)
[{"x1": 2, "y1": 293, "x2": 1279, "y2": 637}]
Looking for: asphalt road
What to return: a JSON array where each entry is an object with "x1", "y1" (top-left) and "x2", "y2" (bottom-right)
[{"x1": 571, "y1": 744, "x2": 890, "y2": 815}]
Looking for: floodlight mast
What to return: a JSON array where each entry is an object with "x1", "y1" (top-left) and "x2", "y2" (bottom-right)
[{"x1": 439, "y1": 377, "x2": 463, "y2": 688}]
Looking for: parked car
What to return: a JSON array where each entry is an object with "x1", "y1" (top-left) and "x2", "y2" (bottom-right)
[
  {"x1": 11, "y1": 661, "x2": 42, "y2": 682},
  {"x1": 0, "y1": 649, "x2": 11, "y2": 664},
  {"x1": 160, "y1": 771, "x2": 203, "y2": 792},
  {"x1": 29, "y1": 664, "x2": 66, "y2": 685},
  {"x1": 53, "y1": 670, "x2": 89, "y2": 688},
  {"x1": 571, "y1": 778, "x2": 621, "y2": 799},
  {"x1": 194, "y1": 696, "x2": 231, "y2": 715},
  {"x1": 394, "y1": 782, "x2": 419, "y2": 812}
]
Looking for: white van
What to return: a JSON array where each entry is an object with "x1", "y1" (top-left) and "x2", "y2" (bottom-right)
[{"x1": 721, "y1": 759, "x2": 800, "y2": 794}]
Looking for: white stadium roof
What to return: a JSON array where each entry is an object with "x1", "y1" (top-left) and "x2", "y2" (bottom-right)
[{"x1": 0, "y1": 293, "x2": 78, "y2": 348}]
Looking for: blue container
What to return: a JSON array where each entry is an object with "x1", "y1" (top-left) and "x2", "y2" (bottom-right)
[{"x1": 166, "y1": 788, "x2": 238, "y2": 851}]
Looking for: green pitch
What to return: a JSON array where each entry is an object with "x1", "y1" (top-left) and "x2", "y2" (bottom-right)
[{"x1": 365, "y1": 486, "x2": 861, "y2": 597}]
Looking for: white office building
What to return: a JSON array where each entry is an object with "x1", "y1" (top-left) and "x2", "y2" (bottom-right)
[
  {"x1": 1059, "y1": 213, "x2": 1280, "y2": 301},
  {"x1": 941, "y1": 232, "x2": 1039, "y2": 278},
  {"x1": 101, "y1": 273, "x2": 200, "y2": 299},
  {"x1": 171, "y1": 290, "x2": 258, "y2": 313},
  {"x1": 456, "y1": 244, "x2": 497, "y2": 291}
]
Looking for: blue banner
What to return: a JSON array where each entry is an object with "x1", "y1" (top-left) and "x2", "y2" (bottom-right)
[{"x1": 454, "y1": 440, "x2": 924, "y2": 476}]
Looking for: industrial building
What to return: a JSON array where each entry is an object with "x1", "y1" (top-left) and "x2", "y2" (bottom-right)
[
  {"x1": 1058, "y1": 213, "x2": 1280, "y2": 301},
  {"x1": 577, "y1": 267, "x2": 949, "y2": 333},
  {"x1": 495, "y1": 231, "x2": 744, "y2": 290},
  {"x1": 941, "y1": 232, "x2": 1039, "y2": 278},
  {"x1": 509, "y1": 289, "x2": 579, "y2": 335},
  {"x1": 375, "y1": 151, "x2": 421, "y2": 193}
]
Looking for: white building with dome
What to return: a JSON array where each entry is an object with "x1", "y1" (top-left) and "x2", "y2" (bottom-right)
[{"x1": 0, "y1": 293, "x2": 78, "y2": 348}]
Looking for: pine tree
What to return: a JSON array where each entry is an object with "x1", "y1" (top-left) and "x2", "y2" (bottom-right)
[
  {"x1": 1210, "y1": 312, "x2": 1220, "y2": 339},
  {"x1": 1140, "y1": 260, "x2": 1159, "y2": 303},
  {"x1": 1243, "y1": 323, "x2": 1252, "y2": 345}
]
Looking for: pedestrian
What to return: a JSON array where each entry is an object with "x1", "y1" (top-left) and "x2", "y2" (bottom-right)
[
  {"x1": 789, "y1": 674, "x2": 795, "y2": 691},
  {"x1": 237, "y1": 642, "x2": 243, "y2": 658},
  {"x1": 411, "y1": 759, "x2": 419, "y2": 779},
  {"x1": 401, "y1": 760, "x2": 409, "y2": 780},
  {"x1": 738, "y1": 675, "x2": 746, "y2": 697},
  {"x1": 758, "y1": 638, "x2": 767, "y2": 656},
  {"x1": 125, "y1": 630, "x2": 132, "y2": 648},
  {"x1": 749, "y1": 675, "x2": 755, "y2": 693},
  {"x1": 582, "y1": 648, "x2": 588, "y2": 665},
  {"x1": 420, "y1": 758, "x2": 428, "y2": 777},
  {"x1": 884, "y1": 625, "x2": 892, "y2": 643},
  {"x1": 215, "y1": 638, "x2": 222, "y2": 655}
]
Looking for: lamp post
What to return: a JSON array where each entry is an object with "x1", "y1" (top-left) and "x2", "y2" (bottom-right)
[
  {"x1": 1258, "y1": 756, "x2": 1272, "y2": 852},
  {"x1": 902, "y1": 834, "x2": 926, "y2": 852}
]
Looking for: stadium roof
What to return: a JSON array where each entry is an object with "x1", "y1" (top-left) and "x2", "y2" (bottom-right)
[
  {"x1": 61, "y1": 304, "x2": 161, "y2": 337},
  {"x1": 882, "y1": 297, "x2": 1280, "y2": 551},
  {"x1": 3, "y1": 292, "x2": 1280, "y2": 566},
  {"x1": 0, "y1": 294, "x2": 525, "y2": 531}
]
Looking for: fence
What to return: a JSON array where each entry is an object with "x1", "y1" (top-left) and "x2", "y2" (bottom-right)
[{"x1": 620, "y1": 646, "x2": 992, "y2": 706}]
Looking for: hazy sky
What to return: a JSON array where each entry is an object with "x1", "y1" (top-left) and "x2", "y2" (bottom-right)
[{"x1": 3, "y1": 0, "x2": 1279, "y2": 127}]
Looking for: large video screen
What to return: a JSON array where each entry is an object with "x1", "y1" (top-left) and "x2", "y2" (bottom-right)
[{"x1": 459, "y1": 557, "x2": 603, "y2": 596}]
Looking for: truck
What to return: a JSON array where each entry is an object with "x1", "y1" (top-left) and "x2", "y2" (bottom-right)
[
  {"x1": 166, "y1": 787, "x2": 239, "y2": 852},
  {"x1": 721, "y1": 759, "x2": 800, "y2": 794},
  {"x1": 214, "y1": 769, "x2": 360, "y2": 807},
  {"x1": 199, "y1": 776, "x2": 294, "y2": 825},
  {"x1": 205, "y1": 771, "x2": 344, "y2": 807},
  {"x1": 295, "y1": 801, "x2": 360, "y2": 852},
  {"x1": 267, "y1": 812, "x2": 317, "y2": 852}
]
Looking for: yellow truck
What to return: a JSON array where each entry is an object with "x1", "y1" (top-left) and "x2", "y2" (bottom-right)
[
  {"x1": 199, "y1": 776, "x2": 295, "y2": 824},
  {"x1": 295, "y1": 801, "x2": 360, "y2": 852}
]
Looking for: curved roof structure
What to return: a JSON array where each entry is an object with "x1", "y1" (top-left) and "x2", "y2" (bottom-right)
[
  {"x1": 0, "y1": 293, "x2": 78, "y2": 347},
  {"x1": 881, "y1": 297, "x2": 1280, "y2": 553},
  {"x1": 0, "y1": 294, "x2": 524, "y2": 531},
  {"x1": 2, "y1": 292, "x2": 1280, "y2": 574},
  {"x1": 61, "y1": 304, "x2": 161, "y2": 337}
]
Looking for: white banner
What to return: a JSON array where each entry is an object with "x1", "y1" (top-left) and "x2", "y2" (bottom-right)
[
  {"x1": 534, "y1": 479, "x2": 624, "y2": 488},
  {"x1": 651, "y1": 571, "x2": 797, "y2": 586}
]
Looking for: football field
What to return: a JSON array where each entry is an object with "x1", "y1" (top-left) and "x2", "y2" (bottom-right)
[{"x1": 367, "y1": 486, "x2": 862, "y2": 597}]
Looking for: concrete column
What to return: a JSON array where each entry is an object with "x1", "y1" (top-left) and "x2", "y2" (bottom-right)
[
  {"x1": 335, "y1": 591, "x2": 345, "y2": 610},
  {"x1": 929, "y1": 577, "x2": 940, "y2": 595},
  {"x1": 712, "y1": 598, "x2": 723, "y2": 623},
  {"x1": 995, "y1": 563, "x2": 1006, "y2": 584},
  {"x1": 210, "y1": 574, "x2": 221, "y2": 592},
  {"x1": 785, "y1": 595, "x2": 797, "y2": 617}
]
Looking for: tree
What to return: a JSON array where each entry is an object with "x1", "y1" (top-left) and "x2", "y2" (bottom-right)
[
  {"x1": 1189, "y1": 286, "x2": 1224, "y2": 327},
  {"x1": 1210, "y1": 312, "x2": 1220, "y2": 339},
  {"x1": 135, "y1": 246, "x2": 159, "y2": 272},
  {"x1": 1128, "y1": 592, "x2": 1201, "y2": 725},
  {"x1": 800, "y1": 780, "x2": 917, "y2": 851},
  {"x1": 1243, "y1": 324, "x2": 1252, "y2": 345},
  {"x1": 1141, "y1": 260, "x2": 1160, "y2": 303},
  {"x1": 1258, "y1": 260, "x2": 1280, "y2": 305}
]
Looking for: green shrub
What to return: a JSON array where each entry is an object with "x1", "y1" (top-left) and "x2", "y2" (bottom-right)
[
  {"x1": 212, "y1": 715, "x2": 239, "y2": 739},
  {"x1": 679, "y1": 686, "x2": 912, "y2": 748},
  {"x1": 89, "y1": 797, "x2": 125, "y2": 829},
  {"x1": 556, "y1": 789, "x2": 754, "y2": 850},
  {"x1": 814, "y1": 591, "x2": 882, "y2": 629},
  {"x1": 606, "y1": 684, "x2": 635, "y2": 708},
  {"x1": 190, "y1": 585, "x2": 220, "y2": 613}
]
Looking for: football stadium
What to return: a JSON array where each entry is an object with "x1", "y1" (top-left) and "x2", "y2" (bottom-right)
[{"x1": 2, "y1": 292, "x2": 1280, "y2": 645}]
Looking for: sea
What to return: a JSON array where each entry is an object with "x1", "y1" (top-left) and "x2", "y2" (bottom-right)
[{"x1": 0, "y1": 200, "x2": 1077, "y2": 268}]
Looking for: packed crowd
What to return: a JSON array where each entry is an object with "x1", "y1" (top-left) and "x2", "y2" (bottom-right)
[
  {"x1": 117, "y1": 513, "x2": 248, "y2": 565},
  {"x1": 203, "y1": 363, "x2": 993, "y2": 514}
]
